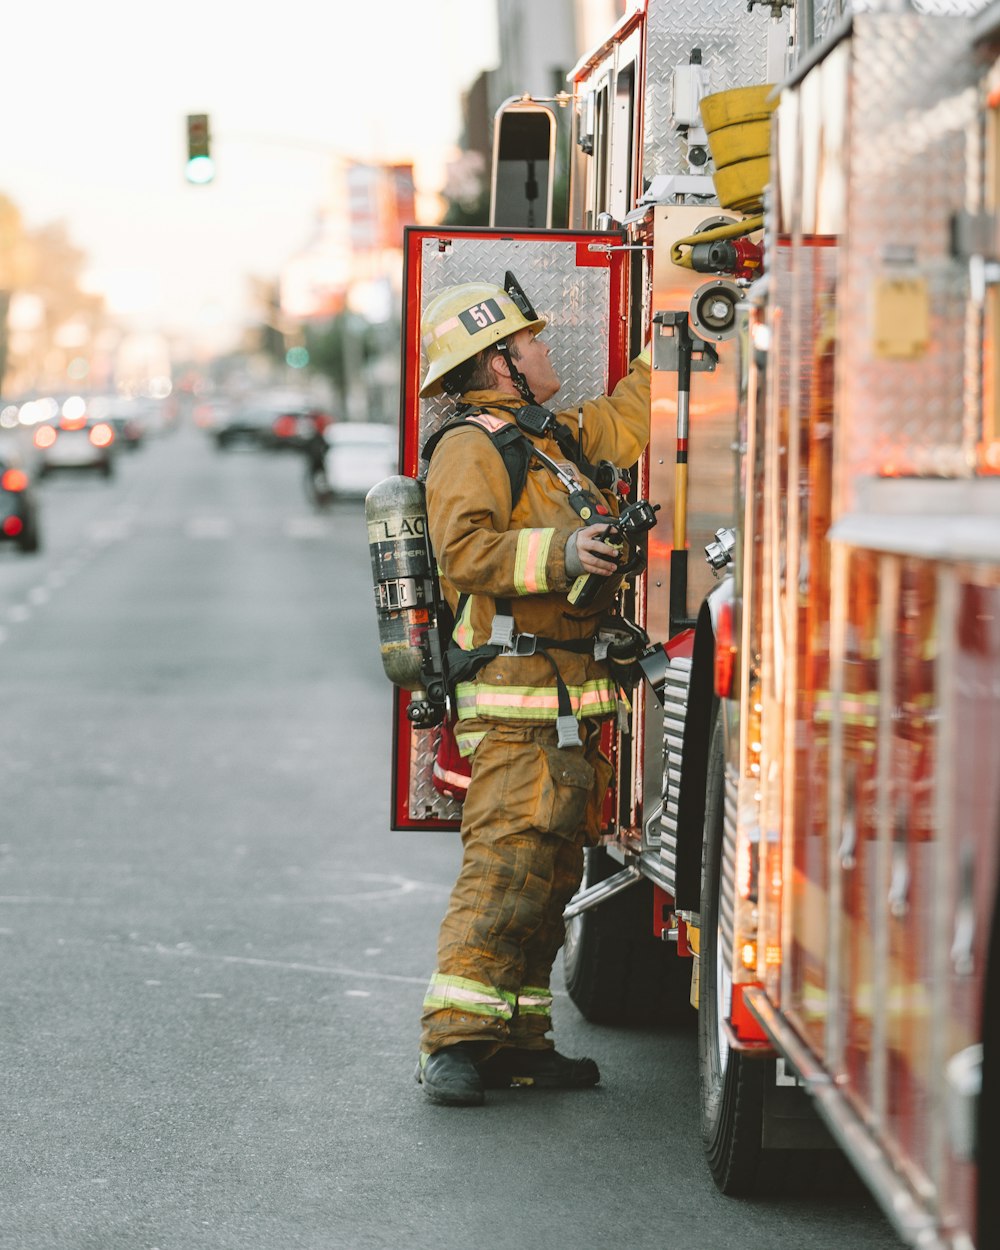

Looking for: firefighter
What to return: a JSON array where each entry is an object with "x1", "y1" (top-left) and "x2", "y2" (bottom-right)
[{"x1": 416, "y1": 278, "x2": 651, "y2": 1105}]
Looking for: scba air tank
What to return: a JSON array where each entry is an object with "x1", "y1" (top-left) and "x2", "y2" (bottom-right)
[{"x1": 365, "y1": 475, "x2": 447, "y2": 727}]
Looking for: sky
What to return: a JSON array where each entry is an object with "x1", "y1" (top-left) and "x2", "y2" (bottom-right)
[{"x1": 4, "y1": 2, "x2": 499, "y2": 354}]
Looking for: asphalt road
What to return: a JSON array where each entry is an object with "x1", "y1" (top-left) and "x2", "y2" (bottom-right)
[{"x1": 0, "y1": 421, "x2": 904, "y2": 1250}]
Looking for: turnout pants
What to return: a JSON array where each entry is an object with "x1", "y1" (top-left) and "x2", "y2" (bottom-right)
[{"x1": 420, "y1": 718, "x2": 612, "y2": 1057}]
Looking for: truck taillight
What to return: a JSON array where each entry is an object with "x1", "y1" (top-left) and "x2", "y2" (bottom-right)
[
  {"x1": 714, "y1": 600, "x2": 736, "y2": 697},
  {"x1": 733, "y1": 872, "x2": 760, "y2": 985}
]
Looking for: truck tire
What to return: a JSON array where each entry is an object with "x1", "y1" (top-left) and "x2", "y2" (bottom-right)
[
  {"x1": 698, "y1": 708, "x2": 765, "y2": 1193},
  {"x1": 563, "y1": 846, "x2": 690, "y2": 1025}
]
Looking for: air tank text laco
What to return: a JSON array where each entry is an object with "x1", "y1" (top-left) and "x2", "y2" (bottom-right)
[{"x1": 374, "y1": 516, "x2": 425, "y2": 541}]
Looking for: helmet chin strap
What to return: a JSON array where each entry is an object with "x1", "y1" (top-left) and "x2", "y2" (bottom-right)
[{"x1": 497, "y1": 341, "x2": 536, "y2": 405}]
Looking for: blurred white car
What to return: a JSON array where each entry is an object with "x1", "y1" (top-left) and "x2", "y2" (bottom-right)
[
  {"x1": 26, "y1": 395, "x2": 116, "y2": 479},
  {"x1": 322, "y1": 423, "x2": 396, "y2": 499}
]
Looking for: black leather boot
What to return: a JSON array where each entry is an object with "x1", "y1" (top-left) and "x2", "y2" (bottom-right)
[
  {"x1": 416, "y1": 1043, "x2": 486, "y2": 1106},
  {"x1": 478, "y1": 1047, "x2": 600, "y2": 1089}
]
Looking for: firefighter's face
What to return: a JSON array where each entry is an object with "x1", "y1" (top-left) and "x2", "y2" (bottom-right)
[{"x1": 508, "y1": 328, "x2": 561, "y2": 403}]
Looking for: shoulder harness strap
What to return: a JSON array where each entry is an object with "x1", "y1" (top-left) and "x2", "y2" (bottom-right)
[{"x1": 421, "y1": 408, "x2": 531, "y2": 507}]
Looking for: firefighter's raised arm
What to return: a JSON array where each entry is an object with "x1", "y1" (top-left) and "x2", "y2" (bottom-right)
[{"x1": 555, "y1": 345, "x2": 652, "y2": 470}]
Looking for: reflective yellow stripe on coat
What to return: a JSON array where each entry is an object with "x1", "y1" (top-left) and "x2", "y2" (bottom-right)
[
  {"x1": 514, "y1": 528, "x2": 554, "y2": 595},
  {"x1": 455, "y1": 678, "x2": 618, "y2": 722}
]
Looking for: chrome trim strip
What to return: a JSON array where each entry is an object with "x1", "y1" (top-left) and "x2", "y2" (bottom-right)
[
  {"x1": 930, "y1": 567, "x2": 958, "y2": 1199},
  {"x1": 826, "y1": 542, "x2": 849, "y2": 1072},
  {"x1": 657, "y1": 655, "x2": 692, "y2": 894},
  {"x1": 563, "y1": 863, "x2": 642, "y2": 919},
  {"x1": 873, "y1": 556, "x2": 899, "y2": 1132},
  {"x1": 744, "y1": 988, "x2": 959, "y2": 1250}
]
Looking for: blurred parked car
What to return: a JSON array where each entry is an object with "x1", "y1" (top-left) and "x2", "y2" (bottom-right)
[
  {"x1": 0, "y1": 452, "x2": 41, "y2": 553},
  {"x1": 25, "y1": 396, "x2": 116, "y2": 479},
  {"x1": 321, "y1": 423, "x2": 396, "y2": 500},
  {"x1": 214, "y1": 399, "x2": 334, "y2": 452},
  {"x1": 212, "y1": 403, "x2": 284, "y2": 449},
  {"x1": 269, "y1": 405, "x2": 334, "y2": 451},
  {"x1": 193, "y1": 396, "x2": 236, "y2": 436},
  {"x1": 87, "y1": 396, "x2": 149, "y2": 450}
]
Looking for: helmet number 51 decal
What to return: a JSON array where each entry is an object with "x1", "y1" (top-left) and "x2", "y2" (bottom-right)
[{"x1": 459, "y1": 299, "x2": 503, "y2": 333}]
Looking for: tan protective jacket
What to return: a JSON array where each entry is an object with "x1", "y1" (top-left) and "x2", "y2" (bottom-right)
[{"x1": 424, "y1": 356, "x2": 651, "y2": 742}]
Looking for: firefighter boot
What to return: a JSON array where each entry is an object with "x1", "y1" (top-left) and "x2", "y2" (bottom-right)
[
  {"x1": 478, "y1": 1048, "x2": 600, "y2": 1090},
  {"x1": 416, "y1": 1043, "x2": 486, "y2": 1107}
]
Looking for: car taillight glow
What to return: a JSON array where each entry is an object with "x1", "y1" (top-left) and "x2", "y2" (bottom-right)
[
  {"x1": 273, "y1": 415, "x2": 297, "y2": 438},
  {"x1": 34, "y1": 425, "x2": 57, "y2": 449},
  {"x1": 60, "y1": 415, "x2": 87, "y2": 431},
  {"x1": 89, "y1": 423, "x2": 114, "y2": 447},
  {"x1": 2, "y1": 516, "x2": 23, "y2": 536},
  {"x1": 1, "y1": 468, "x2": 28, "y2": 492}
]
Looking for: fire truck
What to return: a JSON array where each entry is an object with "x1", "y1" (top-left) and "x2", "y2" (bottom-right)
[{"x1": 381, "y1": 0, "x2": 999, "y2": 1244}]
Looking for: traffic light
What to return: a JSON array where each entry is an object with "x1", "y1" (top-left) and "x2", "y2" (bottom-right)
[{"x1": 185, "y1": 114, "x2": 214, "y2": 185}]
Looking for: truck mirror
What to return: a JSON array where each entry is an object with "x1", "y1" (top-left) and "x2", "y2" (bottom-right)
[{"x1": 490, "y1": 102, "x2": 556, "y2": 229}]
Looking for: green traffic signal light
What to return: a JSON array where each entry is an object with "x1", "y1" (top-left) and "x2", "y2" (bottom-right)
[{"x1": 185, "y1": 113, "x2": 214, "y2": 184}]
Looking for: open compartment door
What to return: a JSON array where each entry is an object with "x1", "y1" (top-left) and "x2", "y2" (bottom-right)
[{"x1": 392, "y1": 225, "x2": 629, "y2": 831}]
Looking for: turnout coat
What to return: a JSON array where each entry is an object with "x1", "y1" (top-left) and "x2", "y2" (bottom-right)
[{"x1": 424, "y1": 355, "x2": 651, "y2": 755}]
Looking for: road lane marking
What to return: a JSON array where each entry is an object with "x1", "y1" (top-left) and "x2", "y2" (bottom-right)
[
  {"x1": 25, "y1": 935, "x2": 569, "y2": 998},
  {"x1": 148, "y1": 944, "x2": 428, "y2": 986},
  {"x1": 283, "y1": 516, "x2": 332, "y2": 539},
  {"x1": 185, "y1": 517, "x2": 234, "y2": 539}
]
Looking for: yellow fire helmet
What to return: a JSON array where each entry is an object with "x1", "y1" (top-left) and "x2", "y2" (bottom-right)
[{"x1": 419, "y1": 281, "x2": 546, "y2": 398}]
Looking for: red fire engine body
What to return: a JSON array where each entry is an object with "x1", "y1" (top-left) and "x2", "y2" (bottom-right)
[{"x1": 387, "y1": 0, "x2": 999, "y2": 1244}]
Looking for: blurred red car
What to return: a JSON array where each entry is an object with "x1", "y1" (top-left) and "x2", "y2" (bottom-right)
[
  {"x1": 213, "y1": 399, "x2": 333, "y2": 451},
  {"x1": 268, "y1": 406, "x2": 334, "y2": 451},
  {"x1": 0, "y1": 453, "x2": 41, "y2": 553}
]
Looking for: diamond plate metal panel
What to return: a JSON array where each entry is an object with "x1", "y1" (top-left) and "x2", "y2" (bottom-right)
[
  {"x1": 407, "y1": 721, "x2": 462, "y2": 825},
  {"x1": 815, "y1": 0, "x2": 848, "y2": 43},
  {"x1": 417, "y1": 234, "x2": 614, "y2": 459},
  {"x1": 643, "y1": 0, "x2": 777, "y2": 182},
  {"x1": 838, "y1": 14, "x2": 979, "y2": 494},
  {"x1": 405, "y1": 233, "x2": 618, "y2": 825},
  {"x1": 855, "y1": 0, "x2": 991, "y2": 13}
]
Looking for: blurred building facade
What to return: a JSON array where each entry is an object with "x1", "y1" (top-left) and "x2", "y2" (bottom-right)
[{"x1": 275, "y1": 0, "x2": 628, "y2": 420}]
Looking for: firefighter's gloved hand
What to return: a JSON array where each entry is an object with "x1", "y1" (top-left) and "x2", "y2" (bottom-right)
[{"x1": 565, "y1": 524, "x2": 620, "y2": 579}]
